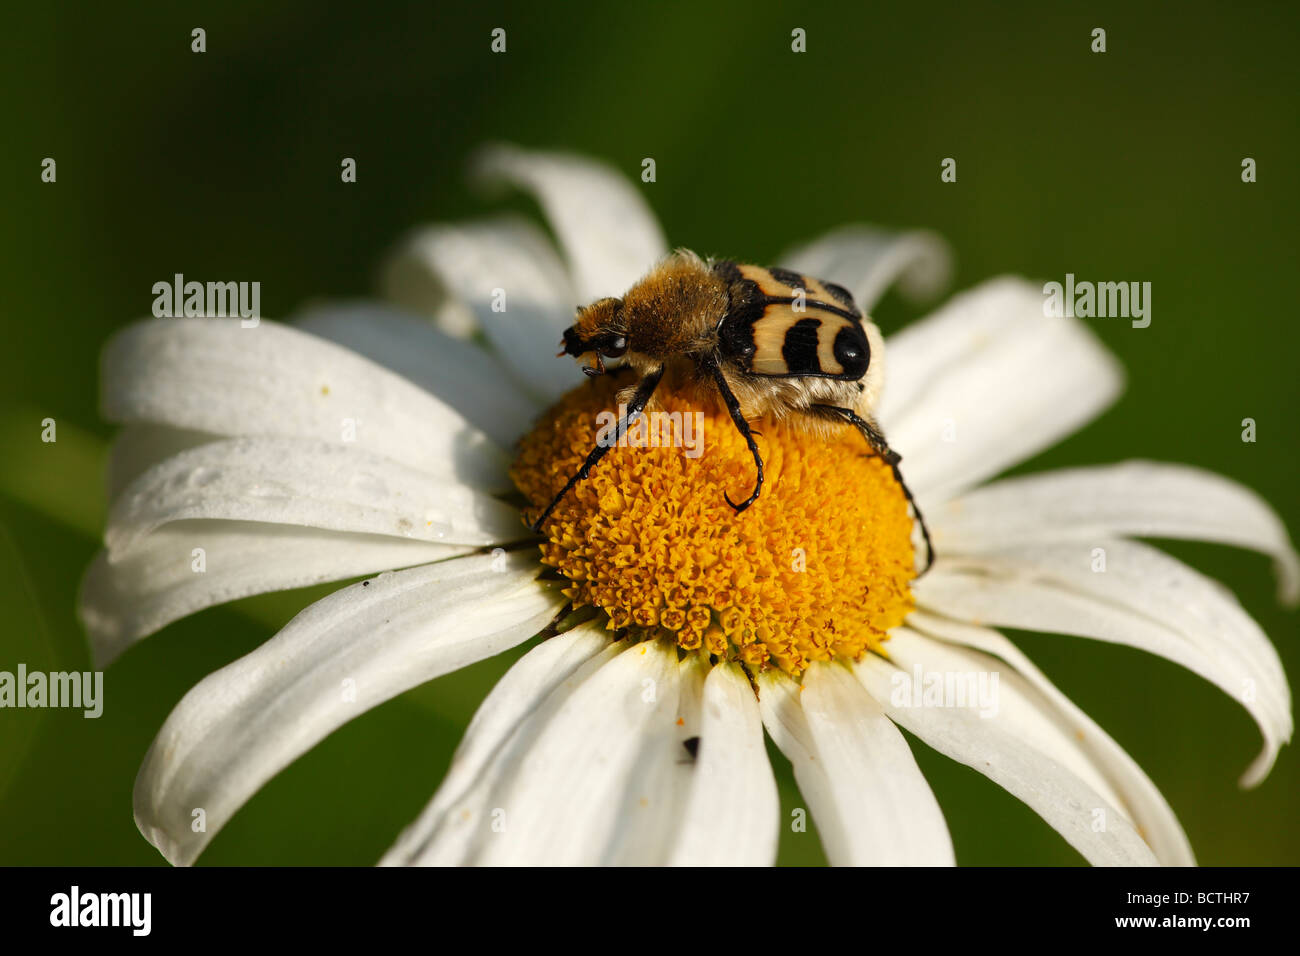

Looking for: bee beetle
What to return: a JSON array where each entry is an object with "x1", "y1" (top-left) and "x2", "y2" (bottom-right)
[{"x1": 534, "y1": 250, "x2": 933, "y2": 573}]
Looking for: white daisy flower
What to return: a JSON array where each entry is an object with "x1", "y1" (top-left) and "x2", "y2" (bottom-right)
[{"x1": 80, "y1": 144, "x2": 1297, "y2": 867}]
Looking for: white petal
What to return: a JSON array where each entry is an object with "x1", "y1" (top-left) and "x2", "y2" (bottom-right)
[
  {"x1": 665, "y1": 653, "x2": 712, "y2": 841},
  {"x1": 933, "y1": 460, "x2": 1300, "y2": 605},
  {"x1": 473, "y1": 144, "x2": 668, "y2": 303},
  {"x1": 878, "y1": 279, "x2": 1124, "y2": 503},
  {"x1": 107, "y1": 425, "x2": 222, "y2": 501},
  {"x1": 381, "y1": 621, "x2": 620, "y2": 866},
  {"x1": 599, "y1": 651, "x2": 703, "y2": 866},
  {"x1": 102, "y1": 318, "x2": 508, "y2": 489},
  {"x1": 906, "y1": 609, "x2": 1195, "y2": 865},
  {"x1": 754, "y1": 671, "x2": 844, "y2": 855},
  {"x1": 380, "y1": 215, "x2": 581, "y2": 401},
  {"x1": 779, "y1": 225, "x2": 952, "y2": 312},
  {"x1": 133, "y1": 551, "x2": 562, "y2": 866},
  {"x1": 294, "y1": 302, "x2": 540, "y2": 447},
  {"x1": 674, "y1": 652, "x2": 707, "y2": 741},
  {"x1": 915, "y1": 540, "x2": 1292, "y2": 786},
  {"x1": 668, "y1": 661, "x2": 779, "y2": 866},
  {"x1": 879, "y1": 630, "x2": 1125, "y2": 813},
  {"x1": 80, "y1": 521, "x2": 467, "y2": 666},
  {"x1": 472, "y1": 639, "x2": 682, "y2": 865},
  {"x1": 105, "y1": 437, "x2": 525, "y2": 558},
  {"x1": 854, "y1": 633, "x2": 1159, "y2": 866},
  {"x1": 758, "y1": 666, "x2": 954, "y2": 866}
]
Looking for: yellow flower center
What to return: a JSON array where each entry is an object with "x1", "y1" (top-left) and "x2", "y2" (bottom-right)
[{"x1": 511, "y1": 373, "x2": 916, "y2": 676}]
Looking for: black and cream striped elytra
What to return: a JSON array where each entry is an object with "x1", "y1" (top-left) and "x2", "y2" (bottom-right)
[
  {"x1": 713, "y1": 260, "x2": 872, "y2": 380},
  {"x1": 538, "y1": 250, "x2": 933, "y2": 572}
]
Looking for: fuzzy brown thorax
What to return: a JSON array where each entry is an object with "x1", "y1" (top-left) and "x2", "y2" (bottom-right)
[{"x1": 564, "y1": 252, "x2": 728, "y2": 371}]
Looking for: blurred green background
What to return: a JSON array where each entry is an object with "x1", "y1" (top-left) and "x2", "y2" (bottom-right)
[{"x1": 1, "y1": 0, "x2": 1296, "y2": 865}]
